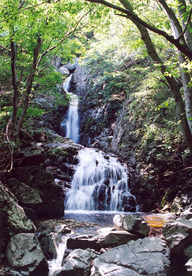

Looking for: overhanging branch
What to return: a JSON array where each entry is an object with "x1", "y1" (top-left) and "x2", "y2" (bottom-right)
[
  {"x1": 176, "y1": 8, "x2": 192, "y2": 41},
  {"x1": 85, "y1": 0, "x2": 192, "y2": 60},
  {"x1": 0, "y1": 45, "x2": 11, "y2": 53}
]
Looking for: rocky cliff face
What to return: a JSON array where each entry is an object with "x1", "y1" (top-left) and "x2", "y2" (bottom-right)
[{"x1": 69, "y1": 59, "x2": 192, "y2": 213}]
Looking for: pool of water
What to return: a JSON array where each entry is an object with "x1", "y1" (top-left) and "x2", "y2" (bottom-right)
[{"x1": 63, "y1": 210, "x2": 175, "y2": 228}]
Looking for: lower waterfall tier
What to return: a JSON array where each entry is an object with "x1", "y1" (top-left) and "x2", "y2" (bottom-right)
[{"x1": 65, "y1": 148, "x2": 137, "y2": 212}]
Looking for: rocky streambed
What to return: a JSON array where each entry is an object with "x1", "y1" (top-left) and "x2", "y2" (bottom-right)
[
  {"x1": 1, "y1": 130, "x2": 192, "y2": 276},
  {"x1": 2, "y1": 205, "x2": 192, "y2": 276}
]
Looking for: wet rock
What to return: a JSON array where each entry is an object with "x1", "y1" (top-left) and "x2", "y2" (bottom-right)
[
  {"x1": 8, "y1": 178, "x2": 42, "y2": 205},
  {"x1": 162, "y1": 218, "x2": 192, "y2": 265},
  {"x1": 23, "y1": 207, "x2": 37, "y2": 222},
  {"x1": 67, "y1": 235, "x2": 102, "y2": 251},
  {"x1": 121, "y1": 192, "x2": 136, "y2": 212},
  {"x1": 38, "y1": 233, "x2": 57, "y2": 260},
  {"x1": 45, "y1": 139, "x2": 83, "y2": 153},
  {"x1": 91, "y1": 237, "x2": 170, "y2": 276},
  {"x1": 0, "y1": 182, "x2": 35, "y2": 254},
  {"x1": 180, "y1": 207, "x2": 192, "y2": 220},
  {"x1": 9, "y1": 166, "x2": 64, "y2": 218},
  {"x1": 67, "y1": 230, "x2": 138, "y2": 251},
  {"x1": 6, "y1": 233, "x2": 48, "y2": 276},
  {"x1": 56, "y1": 248, "x2": 98, "y2": 276},
  {"x1": 15, "y1": 146, "x2": 45, "y2": 167},
  {"x1": 113, "y1": 214, "x2": 150, "y2": 237},
  {"x1": 101, "y1": 230, "x2": 138, "y2": 247}
]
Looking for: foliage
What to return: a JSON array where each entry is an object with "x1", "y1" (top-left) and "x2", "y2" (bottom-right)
[
  {"x1": 0, "y1": 0, "x2": 95, "y2": 171},
  {"x1": 82, "y1": 29, "x2": 182, "y2": 166}
]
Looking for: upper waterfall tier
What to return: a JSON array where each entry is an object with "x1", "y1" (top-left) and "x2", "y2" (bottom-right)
[
  {"x1": 61, "y1": 75, "x2": 79, "y2": 143},
  {"x1": 65, "y1": 148, "x2": 137, "y2": 212}
]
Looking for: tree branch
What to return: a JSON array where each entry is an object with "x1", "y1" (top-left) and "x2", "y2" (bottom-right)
[
  {"x1": 19, "y1": 0, "x2": 25, "y2": 9},
  {"x1": 37, "y1": 11, "x2": 91, "y2": 67},
  {"x1": 0, "y1": 45, "x2": 11, "y2": 53},
  {"x1": 85, "y1": 0, "x2": 192, "y2": 60},
  {"x1": 176, "y1": 8, "x2": 192, "y2": 41},
  {"x1": 5, "y1": 118, "x2": 14, "y2": 172},
  {"x1": 154, "y1": 77, "x2": 170, "y2": 89}
]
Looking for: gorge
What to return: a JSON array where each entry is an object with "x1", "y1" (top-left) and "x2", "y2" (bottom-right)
[
  {"x1": 1, "y1": 0, "x2": 192, "y2": 275},
  {"x1": 1, "y1": 58, "x2": 192, "y2": 276},
  {"x1": 61, "y1": 74, "x2": 137, "y2": 213}
]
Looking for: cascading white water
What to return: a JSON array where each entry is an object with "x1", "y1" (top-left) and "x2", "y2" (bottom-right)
[
  {"x1": 48, "y1": 235, "x2": 67, "y2": 276},
  {"x1": 60, "y1": 75, "x2": 79, "y2": 143},
  {"x1": 65, "y1": 148, "x2": 136, "y2": 212}
]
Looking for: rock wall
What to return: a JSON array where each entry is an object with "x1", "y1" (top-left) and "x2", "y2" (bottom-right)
[{"x1": 70, "y1": 60, "x2": 192, "y2": 213}]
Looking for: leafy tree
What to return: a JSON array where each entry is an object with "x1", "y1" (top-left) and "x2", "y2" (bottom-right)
[
  {"x1": 0, "y1": 0, "x2": 91, "y2": 171},
  {"x1": 85, "y1": 0, "x2": 192, "y2": 151}
]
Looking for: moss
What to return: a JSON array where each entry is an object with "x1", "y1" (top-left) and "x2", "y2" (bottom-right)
[
  {"x1": 47, "y1": 148, "x2": 69, "y2": 157},
  {"x1": 84, "y1": 117, "x2": 93, "y2": 130}
]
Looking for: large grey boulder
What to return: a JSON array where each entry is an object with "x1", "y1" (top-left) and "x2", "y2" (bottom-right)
[
  {"x1": 10, "y1": 166, "x2": 64, "y2": 217},
  {"x1": 8, "y1": 178, "x2": 42, "y2": 204},
  {"x1": 0, "y1": 181, "x2": 35, "y2": 254},
  {"x1": 102, "y1": 230, "x2": 138, "y2": 247},
  {"x1": 59, "y1": 66, "x2": 70, "y2": 76},
  {"x1": 163, "y1": 218, "x2": 192, "y2": 265},
  {"x1": 67, "y1": 230, "x2": 138, "y2": 251},
  {"x1": 113, "y1": 214, "x2": 150, "y2": 237},
  {"x1": 6, "y1": 233, "x2": 48, "y2": 276},
  {"x1": 91, "y1": 237, "x2": 170, "y2": 276},
  {"x1": 55, "y1": 248, "x2": 98, "y2": 276}
]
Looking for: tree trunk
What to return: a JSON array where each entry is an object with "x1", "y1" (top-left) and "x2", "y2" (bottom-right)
[
  {"x1": 159, "y1": 0, "x2": 192, "y2": 133},
  {"x1": 135, "y1": 23, "x2": 192, "y2": 150},
  {"x1": 16, "y1": 36, "x2": 42, "y2": 136},
  {"x1": 10, "y1": 35, "x2": 18, "y2": 132},
  {"x1": 119, "y1": 0, "x2": 192, "y2": 150},
  {"x1": 178, "y1": 0, "x2": 192, "y2": 50}
]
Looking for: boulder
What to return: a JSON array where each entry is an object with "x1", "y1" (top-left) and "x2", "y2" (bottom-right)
[
  {"x1": 113, "y1": 214, "x2": 150, "y2": 237},
  {"x1": 162, "y1": 218, "x2": 192, "y2": 265},
  {"x1": 67, "y1": 230, "x2": 138, "y2": 251},
  {"x1": 91, "y1": 237, "x2": 170, "y2": 276},
  {"x1": 15, "y1": 146, "x2": 45, "y2": 167},
  {"x1": 67, "y1": 234, "x2": 102, "y2": 251},
  {"x1": 6, "y1": 233, "x2": 49, "y2": 276},
  {"x1": 180, "y1": 207, "x2": 192, "y2": 220},
  {"x1": 9, "y1": 166, "x2": 64, "y2": 217},
  {"x1": 71, "y1": 65, "x2": 89, "y2": 91},
  {"x1": 63, "y1": 59, "x2": 78, "y2": 72},
  {"x1": 38, "y1": 232, "x2": 57, "y2": 260},
  {"x1": 8, "y1": 178, "x2": 42, "y2": 204},
  {"x1": 0, "y1": 181, "x2": 35, "y2": 254},
  {"x1": 101, "y1": 230, "x2": 138, "y2": 247},
  {"x1": 59, "y1": 66, "x2": 70, "y2": 76},
  {"x1": 56, "y1": 248, "x2": 98, "y2": 276}
]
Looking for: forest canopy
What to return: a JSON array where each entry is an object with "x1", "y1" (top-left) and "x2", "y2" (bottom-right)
[{"x1": 1, "y1": 0, "x2": 192, "y2": 171}]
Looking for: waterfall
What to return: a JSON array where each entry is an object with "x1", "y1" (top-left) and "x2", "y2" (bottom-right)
[
  {"x1": 60, "y1": 75, "x2": 79, "y2": 143},
  {"x1": 65, "y1": 148, "x2": 137, "y2": 212}
]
